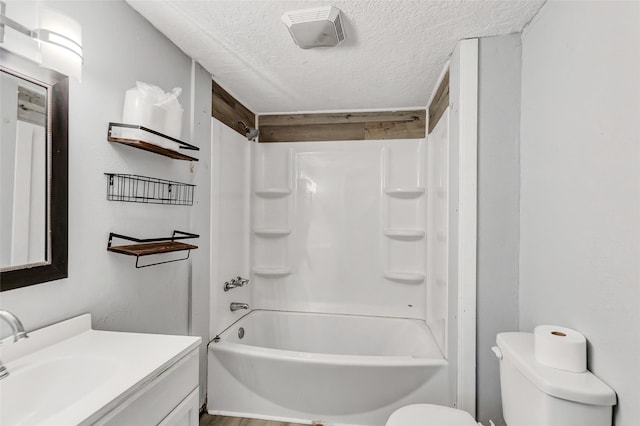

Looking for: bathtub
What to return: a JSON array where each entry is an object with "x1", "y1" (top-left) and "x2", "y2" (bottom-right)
[{"x1": 207, "y1": 310, "x2": 453, "y2": 425}]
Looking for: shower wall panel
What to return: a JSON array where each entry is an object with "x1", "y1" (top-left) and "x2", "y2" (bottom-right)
[
  {"x1": 251, "y1": 139, "x2": 427, "y2": 320},
  {"x1": 210, "y1": 119, "x2": 252, "y2": 336},
  {"x1": 426, "y1": 109, "x2": 450, "y2": 355}
]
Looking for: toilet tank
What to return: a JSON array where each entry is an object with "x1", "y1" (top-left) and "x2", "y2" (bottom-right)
[{"x1": 496, "y1": 332, "x2": 616, "y2": 426}]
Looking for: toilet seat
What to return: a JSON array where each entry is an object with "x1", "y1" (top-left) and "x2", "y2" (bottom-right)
[{"x1": 386, "y1": 404, "x2": 477, "y2": 426}]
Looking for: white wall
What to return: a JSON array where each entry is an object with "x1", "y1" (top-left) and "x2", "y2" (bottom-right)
[
  {"x1": 476, "y1": 34, "x2": 521, "y2": 426},
  {"x1": 519, "y1": 2, "x2": 640, "y2": 425},
  {"x1": 0, "y1": 0, "x2": 212, "y2": 405},
  {"x1": 251, "y1": 139, "x2": 428, "y2": 320}
]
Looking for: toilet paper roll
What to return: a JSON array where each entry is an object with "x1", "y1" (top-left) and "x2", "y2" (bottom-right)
[{"x1": 534, "y1": 325, "x2": 586, "y2": 373}]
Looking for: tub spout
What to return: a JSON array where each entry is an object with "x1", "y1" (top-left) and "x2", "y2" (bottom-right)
[{"x1": 230, "y1": 302, "x2": 249, "y2": 312}]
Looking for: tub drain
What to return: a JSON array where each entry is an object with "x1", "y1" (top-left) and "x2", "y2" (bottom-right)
[{"x1": 238, "y1": 327, "x2": 245, "y2": 339}]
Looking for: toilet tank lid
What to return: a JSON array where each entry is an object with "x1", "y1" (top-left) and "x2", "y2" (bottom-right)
[{"x1": 497, "y1": 333, "x2": 616, "y2": 406}]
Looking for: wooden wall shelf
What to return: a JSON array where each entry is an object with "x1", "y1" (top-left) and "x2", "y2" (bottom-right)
[
  {"x1": 107, "y1": 122, "x2": 199, "y2": 161},
  {"x1": 108, "y1": 241, "x2": 198, "y2": 257},
  {"x1": 107, "y1": 230, "x2": 199, "y2": 268}
]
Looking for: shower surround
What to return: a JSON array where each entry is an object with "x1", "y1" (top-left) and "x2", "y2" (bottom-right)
[{"x1": 208, "y1": 134, "x2": 453, "y2": 425}]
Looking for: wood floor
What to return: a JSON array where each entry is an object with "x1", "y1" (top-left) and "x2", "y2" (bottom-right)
[{"x1": 200, "y1": 413, "x2": 307, "y2": 426}]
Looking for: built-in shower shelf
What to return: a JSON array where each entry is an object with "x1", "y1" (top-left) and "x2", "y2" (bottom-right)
[
  {"x1": 384, "y1": 229, "x2": 425, "y2": 240},
  {"x1": 255, "y1": 188, "x2": 291, "y2": 198},
  {"x1": 384, "y1": 187, "x2": 425, "y2": 198},
  {"x1": 383, "y1": 271, "x2": 425, "y2": 283},
  {"x1": 107, "y1": 122, "x2": 199, "y2": 161},
  {"x1": 253, "y1": 266, "x2": 291, "y2": 277},
  {"x1": 253, "y1": 227, "x2": 291, "y2": 237}
]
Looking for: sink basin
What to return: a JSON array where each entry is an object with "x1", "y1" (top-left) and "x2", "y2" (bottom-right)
[
  {"x1": 0, "y1": 314, "x2": 200, "y2": 426},
  {"x1": 1, "y1": 356, "x2": 118, "y2": 426}
]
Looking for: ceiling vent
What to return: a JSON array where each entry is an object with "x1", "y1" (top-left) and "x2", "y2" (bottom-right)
[{"x1": 281, "y1": 6, "x2": 345, "y2": 49}]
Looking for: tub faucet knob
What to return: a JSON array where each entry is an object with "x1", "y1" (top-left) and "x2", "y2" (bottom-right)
[{"x1": 224, "y1": 276, "x2": 249, "y2": 291}]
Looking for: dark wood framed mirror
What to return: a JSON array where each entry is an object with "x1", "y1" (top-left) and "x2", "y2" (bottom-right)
[{"x1": 0, "y1": 53, "x2": 68, "y2": 291}]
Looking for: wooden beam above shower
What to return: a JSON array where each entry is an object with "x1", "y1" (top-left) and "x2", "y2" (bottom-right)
[
  {"x1": 211, "y1": 80, "x2": 256, "y2": 137},
  {"x1": 428, "y1": 71, "x2": 449, "y2": 134},
  {"x1": 257, "y1": 110, "x2": 426, "y2": 142}
]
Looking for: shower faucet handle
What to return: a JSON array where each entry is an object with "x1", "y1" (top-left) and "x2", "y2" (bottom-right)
[
  {"x1": 224, "y1": 276, "x2": 249, "y2": 291},
  {"x1": 224, "y1": 278, "x2": 237, "y2": 292}
]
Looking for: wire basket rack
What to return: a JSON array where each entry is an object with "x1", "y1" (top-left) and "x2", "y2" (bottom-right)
[{"x1": 105, "y1": 173, "x2": 195, "y2": 206}]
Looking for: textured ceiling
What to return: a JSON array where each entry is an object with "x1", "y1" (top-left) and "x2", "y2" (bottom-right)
[{"x1": 127, "y1": 0, "x2": 545, "y2": 114}]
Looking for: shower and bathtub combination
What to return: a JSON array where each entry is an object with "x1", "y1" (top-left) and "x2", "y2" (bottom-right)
[{"x1": 207, "y1": 42, "x2": 478, "y2": 426}]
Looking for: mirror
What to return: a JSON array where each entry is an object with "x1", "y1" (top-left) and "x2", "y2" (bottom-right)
[
  {"x1": 0, "y1": 52, "x2": 68, "y2": 291},
  {"x1": 1, "y1": 71, "x2": 47, "y2": 267}
]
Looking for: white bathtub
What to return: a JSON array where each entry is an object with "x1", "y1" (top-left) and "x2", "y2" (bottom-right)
[{"x1": 207, "y1": 310, "x2": 453, "y2": 425}]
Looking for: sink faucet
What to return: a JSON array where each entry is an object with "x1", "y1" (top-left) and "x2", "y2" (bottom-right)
[
  {"x1": 230, "y1": 302, "x2": 249, "y2": 312},
  {"x1": 0, "y1": 310, "x2": 29, "y2": 379}
]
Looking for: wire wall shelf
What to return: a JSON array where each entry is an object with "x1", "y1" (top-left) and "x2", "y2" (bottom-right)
[{"x1": 105, "y1": 173, "x2": 195, "y2": 206}]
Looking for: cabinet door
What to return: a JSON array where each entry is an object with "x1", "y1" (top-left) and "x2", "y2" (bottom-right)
[{"x1": 159, "y1": 388, "x2": 199, "y2": 426}]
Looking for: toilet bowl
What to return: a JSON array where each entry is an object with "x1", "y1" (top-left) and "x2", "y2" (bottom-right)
[{"x1": 386, "y1": 404, "x2": 477, "y2": 426}]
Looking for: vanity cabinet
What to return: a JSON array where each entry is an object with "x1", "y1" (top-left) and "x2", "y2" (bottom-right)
[{"x1": 94, "y1": 348, "x2": 199, "y2": 426}]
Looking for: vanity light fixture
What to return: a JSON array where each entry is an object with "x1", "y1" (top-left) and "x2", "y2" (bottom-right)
[{"x1": 0, "y1": 1, "x2": 83, "y2": 80}]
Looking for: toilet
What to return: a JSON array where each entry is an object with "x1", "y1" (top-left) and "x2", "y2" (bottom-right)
[{"x1": 386, "y1": 331, "x2": 616, "y2": 426}]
